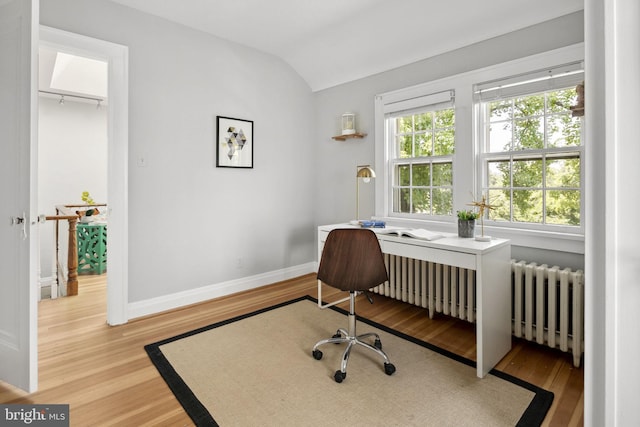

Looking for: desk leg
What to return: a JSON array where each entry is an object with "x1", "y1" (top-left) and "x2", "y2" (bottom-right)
[{"x1": 476, "y1": 245, "x2": 512, "y2": 377}]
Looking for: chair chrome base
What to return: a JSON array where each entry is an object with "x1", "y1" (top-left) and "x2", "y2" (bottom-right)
[{"x1": 312, "y1": 292, "x2": 396, "y2": 383}]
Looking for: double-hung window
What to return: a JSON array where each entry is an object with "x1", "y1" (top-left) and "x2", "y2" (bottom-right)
[
  {"x1": 375, "y1": 45, "x2": 584, "y2": 250},
  {"x1": 385, "y1": 90, "x2": 455, "y2": 218},
  {"x1": 475, "y1": 62, "x2": 584, "y2": 231}
]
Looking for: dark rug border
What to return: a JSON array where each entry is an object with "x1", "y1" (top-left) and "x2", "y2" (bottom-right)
[{"x1": 144, "y1": 295, "x2": 554, "y2": 427}]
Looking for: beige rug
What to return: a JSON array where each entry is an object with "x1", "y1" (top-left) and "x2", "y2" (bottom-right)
[{"x1": 145, "y1": 296, "x2": 552, "y2": 427}]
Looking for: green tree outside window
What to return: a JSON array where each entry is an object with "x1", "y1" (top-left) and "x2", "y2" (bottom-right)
[{"x1": 393, "y1": 107, "x2": 454, "y2": 215}]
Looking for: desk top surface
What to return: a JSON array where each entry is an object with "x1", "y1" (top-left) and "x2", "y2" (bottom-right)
[{"x1": 319, "y1": 223, "x2": 510, "y2": 255}]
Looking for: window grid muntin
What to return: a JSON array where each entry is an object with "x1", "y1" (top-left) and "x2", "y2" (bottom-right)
[
  {"x1": 392, "y1": 158, "x2": 453, "y2": 215},
  {"x1": 480, "y1": 86, "x2": 582, "y2": 227},
  {"x1": 390, "y1": 107, "x2": 454, "y2": 216}
]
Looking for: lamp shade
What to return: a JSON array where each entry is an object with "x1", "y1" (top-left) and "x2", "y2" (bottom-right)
[{"x1": 356, "y1": 165, "x2": 375, "y2": 179}]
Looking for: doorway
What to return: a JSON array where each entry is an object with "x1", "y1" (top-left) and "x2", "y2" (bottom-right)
[
  {"x1": 38, "y1": 46, "x2": 108, "y2": 300},
  {"x1": 39, "y1": 26, "x2": 129, "y2": 325}
]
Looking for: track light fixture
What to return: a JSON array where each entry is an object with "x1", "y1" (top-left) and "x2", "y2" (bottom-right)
[{"x1": 39, "y1": 90, "x2": 104, "y2": 108}]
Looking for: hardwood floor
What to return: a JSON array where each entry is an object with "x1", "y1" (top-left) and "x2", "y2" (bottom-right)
[{"x1": 1, "y1": 273, "x2": 583, "y2": 426}]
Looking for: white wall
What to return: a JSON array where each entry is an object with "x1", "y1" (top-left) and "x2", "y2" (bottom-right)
[
  {"x1": 38, "y1": 96, "x2": 107, "y2": 278},
  {"x1": 313, "y1": 11, "x2": 585, "y2": 268},
  {"x1": 38, "y1": 2, "x2": 584, "y2": 299},
  {"x1": 40, "y1": 0, "x2": 316, "y2": 303}
]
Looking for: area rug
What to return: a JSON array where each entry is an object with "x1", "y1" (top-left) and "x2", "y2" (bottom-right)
[{"x1": 145, "y1": 296, "x2": 553, "y2": 427}]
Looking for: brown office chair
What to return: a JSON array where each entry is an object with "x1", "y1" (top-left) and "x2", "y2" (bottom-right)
[{"x1": 312, "y1": 228, "x2": 396, "y2": 383}]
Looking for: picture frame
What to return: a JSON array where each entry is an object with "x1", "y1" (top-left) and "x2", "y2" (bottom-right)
[{"x1": 216, "y1": 116, "x2": 254, "y2": 168}]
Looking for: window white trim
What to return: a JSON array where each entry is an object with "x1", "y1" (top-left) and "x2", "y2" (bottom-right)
[{"x1": 374, "y1": 43, "x2": 584, "y2": 253}]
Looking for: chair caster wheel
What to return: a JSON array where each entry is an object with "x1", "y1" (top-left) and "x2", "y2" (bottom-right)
[
  {"x1": 332, "y1": 332, "x2": 341, "y2": 343},
  {"x1": 384, "y1": 363, "x2": 396, "y2": 376},
  {"x1": 334, "y1": 370, "x2": 346, "y2": 383},
  {"x1": 312, "y1": 350, "x2": 323, "y2": 360},
  {"x1": 374, "y1": 338, "x2": 382, "y2": 350}
]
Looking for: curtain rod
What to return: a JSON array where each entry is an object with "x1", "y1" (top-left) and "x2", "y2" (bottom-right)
[{"x1": 39, "y1": 90, "x2": 104, "y2": 102}]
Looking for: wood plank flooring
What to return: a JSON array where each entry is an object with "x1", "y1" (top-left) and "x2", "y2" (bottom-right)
[{"x1": 1, "y1": 273, "x2": 583, "y2": 426}]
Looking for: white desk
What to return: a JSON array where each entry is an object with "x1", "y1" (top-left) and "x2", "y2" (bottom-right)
[{"x1": 317, "y1": 223, "x2": 511, "y2": 378}]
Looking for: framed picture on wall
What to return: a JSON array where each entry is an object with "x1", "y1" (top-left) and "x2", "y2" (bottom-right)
[{"x1": 216, "y1": 116, "x2": 254, "y2": 168}]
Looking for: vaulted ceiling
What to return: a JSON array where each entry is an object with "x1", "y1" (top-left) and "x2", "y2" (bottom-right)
[{"x1": 109, "y1": 0, "x2": 583, "y2": 91}]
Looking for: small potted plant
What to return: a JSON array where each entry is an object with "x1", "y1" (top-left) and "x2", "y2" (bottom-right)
[
  {"x1": 457, "y1": 209, "x2": 478, "y2": 238},
  {"x1": 78, "y1": 191, "x2": 99, "y2": 223}
]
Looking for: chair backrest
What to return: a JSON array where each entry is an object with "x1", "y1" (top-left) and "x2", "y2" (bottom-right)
[{"x1": 317, "y1": 228, "x2": 389, "y2": 292}]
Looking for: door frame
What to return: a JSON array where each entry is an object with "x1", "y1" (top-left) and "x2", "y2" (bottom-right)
[{"x1": 40, "y1": 26, "x2": 129, "y2": 325}]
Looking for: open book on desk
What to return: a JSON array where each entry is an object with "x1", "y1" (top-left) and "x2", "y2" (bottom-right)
[{"x1": 375, "y1": 227, "x2": 444, "y2": 241}]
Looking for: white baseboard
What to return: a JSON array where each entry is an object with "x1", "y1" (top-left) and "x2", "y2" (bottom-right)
[{"x1": 127, "y1": 262, "x2": 316, "y2": 320}]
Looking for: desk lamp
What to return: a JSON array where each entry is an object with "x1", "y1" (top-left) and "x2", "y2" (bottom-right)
[{"x1": 355, "y1": 165, "x2": 375, "y2": 222}]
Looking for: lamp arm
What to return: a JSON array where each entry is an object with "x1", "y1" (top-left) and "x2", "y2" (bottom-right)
[{"x1": 356, "y1": 177, "x2": 360, "y2": 221}]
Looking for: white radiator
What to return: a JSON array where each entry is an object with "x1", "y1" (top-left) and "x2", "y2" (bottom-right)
[
  {"x1": 371, "y1": 255, "x2": 584, "y2": 367},
  {"x1": 511, "y1": 260, "x2": 584, "y2": 367}
]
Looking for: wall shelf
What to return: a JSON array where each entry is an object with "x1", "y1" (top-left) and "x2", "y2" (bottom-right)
[{"x1": 332, "y1": 132, "x2": 367, "y2": 141}]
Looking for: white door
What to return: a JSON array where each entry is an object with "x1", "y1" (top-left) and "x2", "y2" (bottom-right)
[{"x1": 0, "y1": 0, "x2": 38, "y2": 392}]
